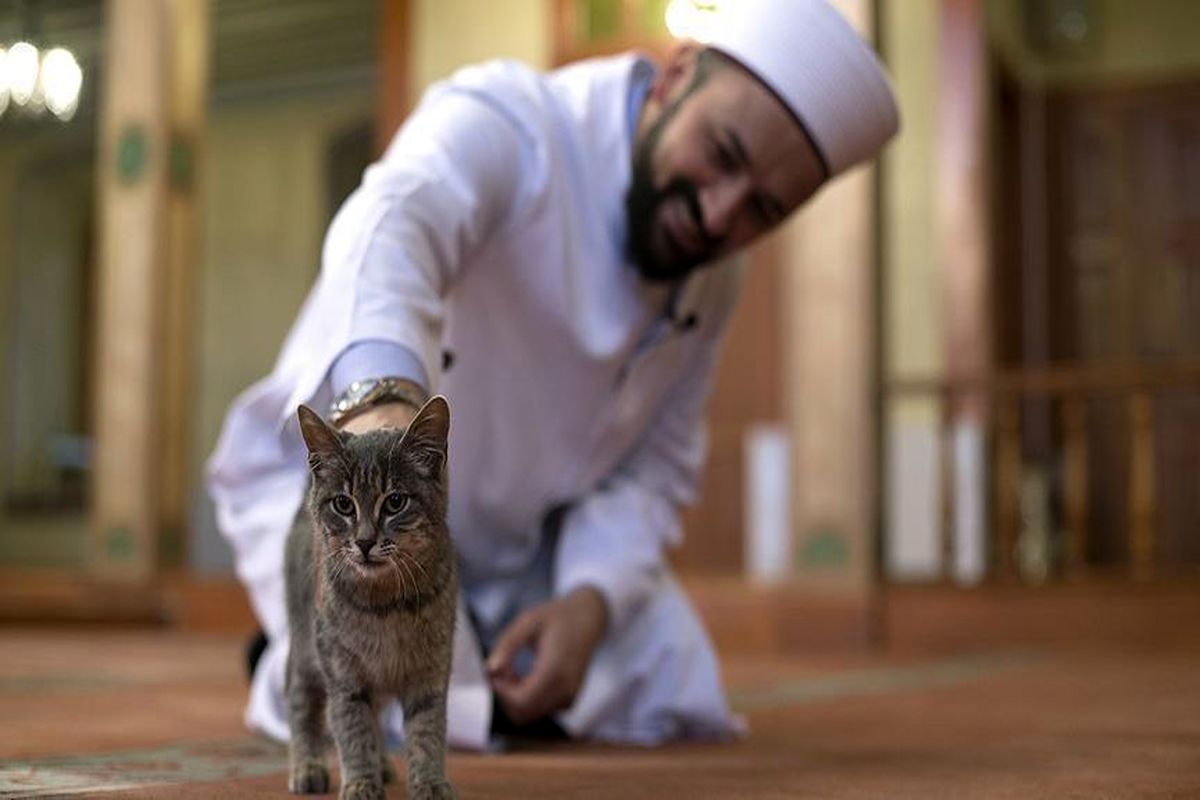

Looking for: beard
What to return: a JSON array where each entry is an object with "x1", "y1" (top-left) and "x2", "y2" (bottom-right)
[{"x1": 625, "y1": 103, "x2": 719, "y2": 283}]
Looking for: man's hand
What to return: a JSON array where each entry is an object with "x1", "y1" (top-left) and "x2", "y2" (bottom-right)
[
  {"x1": 338, "y1": 401, "x2": 418, "y2": 434},
  {"x1": 486, "y1": 586, "x2": 610, "y2": 726}
]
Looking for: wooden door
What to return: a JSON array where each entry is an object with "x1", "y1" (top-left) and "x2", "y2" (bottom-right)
[{"x1": 996, "y1": 78, "x2": 1200, "y2": 569}]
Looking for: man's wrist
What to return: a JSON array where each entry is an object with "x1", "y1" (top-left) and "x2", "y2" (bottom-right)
[
  {"x1": 328, "y1": 376, "x2": 428, "y2": 428},
  {"x1": 567, "y1": 585, "x2": 610, "y2": 638},
  {"x1": 337, "y1": 401, "x2": 420, "y2": 434}
]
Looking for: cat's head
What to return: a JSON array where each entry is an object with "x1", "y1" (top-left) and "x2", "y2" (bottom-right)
[{"x1": 296, "y1": 397, "x2": 452, "y2": 605}]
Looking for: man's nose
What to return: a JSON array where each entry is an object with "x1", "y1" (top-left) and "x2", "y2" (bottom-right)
[{"x1": 700, "y1": 176, "x2": 751, "y2": 240}]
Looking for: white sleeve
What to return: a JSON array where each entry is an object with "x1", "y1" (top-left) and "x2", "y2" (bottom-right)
[
  {"x1": 322, "y1": 80, "x2": 543, "y2": 387},
  {"x1": 552, "y1": 318, "x2": 729, "y2": 633}
]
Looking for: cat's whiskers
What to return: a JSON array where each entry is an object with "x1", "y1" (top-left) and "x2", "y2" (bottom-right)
[
  {"x1": 388, "y1": 550, "x2": 412, "y2": 600},
  {"x1": 401, "y1": 550, "x2": 434, "y2": 588},
  {"x1": 397, "y1": 552, "x2": 422, "y2": 599},
  {"x1": 398, "y1": 552, "x2": 426, "y2": 595},
  {"x1": 374, "y1": 543, "x2": 404, "y2": 596},
  {"x1": 328, "y1": 548, "x2": 353, "y2": 587}
]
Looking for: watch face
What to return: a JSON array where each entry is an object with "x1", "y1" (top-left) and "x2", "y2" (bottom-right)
[
  {"x1": 353, "y1": 380, "x2": 377, "y2": 402},
  {"x1": 332, "y1": 377, "x2": 421, "y2": 422},
  {"x1": 335, "y1": 380, "x2": 374, "y2": 415}
]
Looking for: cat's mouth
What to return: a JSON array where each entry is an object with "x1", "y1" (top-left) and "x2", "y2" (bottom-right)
[{"x1": 349, "y1": 555, "x2": 389, "y2": 574}]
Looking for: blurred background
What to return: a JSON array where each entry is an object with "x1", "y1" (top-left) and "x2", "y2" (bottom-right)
[{"x1": 0, "y1": 0, "x2": 1197, "y2": 643}]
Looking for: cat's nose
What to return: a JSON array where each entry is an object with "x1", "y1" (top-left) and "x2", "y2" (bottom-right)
[{"x1": 356, "y1": 540, "x2": 373, "y2": 559}]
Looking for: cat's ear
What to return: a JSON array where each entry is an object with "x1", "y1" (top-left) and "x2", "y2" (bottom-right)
[
  {"x1": 297, "y1": 405, "x2": 344, "y2": 471},
  {"x1": 401, "y1": 395, "x2": 450, "y2": 479}
]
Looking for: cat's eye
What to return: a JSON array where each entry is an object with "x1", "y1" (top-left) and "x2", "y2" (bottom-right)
[
  {"x1": 330, "y1": 495, "x2": 355, "y2": 516},
  {"x1": 383, "y1": 492, "x2": 410, "y2": 515}
]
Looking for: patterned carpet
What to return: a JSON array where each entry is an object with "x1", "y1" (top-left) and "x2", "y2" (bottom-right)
[{"x1": 2, "y1": 585, "x2": 1200, "y2": 798}]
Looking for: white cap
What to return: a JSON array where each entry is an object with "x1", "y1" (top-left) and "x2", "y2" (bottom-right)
[{"x1": 703, "y1": 0, "x2": 900, "y2": 177}]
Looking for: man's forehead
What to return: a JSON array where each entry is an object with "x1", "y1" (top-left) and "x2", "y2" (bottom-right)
[{"x1": 701, "y1": 66, "x2": 826, "y2": 206}]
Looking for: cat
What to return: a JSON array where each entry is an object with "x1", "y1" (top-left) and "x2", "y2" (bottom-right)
[{"x1": 285, "y1": 397, "x2": 458, "y2": 800}]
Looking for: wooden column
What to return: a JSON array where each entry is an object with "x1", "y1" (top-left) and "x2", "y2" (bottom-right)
[
  {"x1": 92, "y1": 0, "x2": 206, "y2": 583},
  {"x1": 160, "y1": 0, "x2": 209, "y2": 567},
  {"x1": 937, "y1": 0, "x2": 991, "y2": 582},
  {"x1": 682, "y1": 234, "x2": 785, "y2": 575},
  {"x1": 376, "y1": 0, "x2": 413, "y2": 155},
  {"x1": 785, "y1": 0, "x2": 878, "y2": 602}
]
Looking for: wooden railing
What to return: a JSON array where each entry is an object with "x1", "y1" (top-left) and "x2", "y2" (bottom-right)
[{"x1": 887, "y1": 359, "x2": 1200, "y2": 583}]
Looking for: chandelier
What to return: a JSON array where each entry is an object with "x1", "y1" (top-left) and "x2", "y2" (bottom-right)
[
  {"x1": 0, "y1": 40, "x2": 83, "y2": 121},
  {"x1": 0, "y1": 41, "x2": 82, "y2": 120}
]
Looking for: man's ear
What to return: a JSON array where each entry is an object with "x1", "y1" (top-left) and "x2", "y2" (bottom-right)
[
  {"x1": 650, "y1": 41, "x2": 701, "y2": 105},
  {"x1": 401, "y1": 396, "x2": 450, "y2": 479},
  {"x1": 297, "y1": 405, "x2": 344, "y2": 472}
]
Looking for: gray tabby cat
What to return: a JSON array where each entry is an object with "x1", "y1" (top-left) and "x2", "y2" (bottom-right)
[{"x1": 286, "y1": 397, "x2": 458, "y2": 800}]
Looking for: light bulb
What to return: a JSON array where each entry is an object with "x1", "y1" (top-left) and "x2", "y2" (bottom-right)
[
  {"x1": 7, "y1": 41, "x2": 40, "y2": 105},
  {"x1": 0, "y1": 48, "x2": 10, "y2": 117},
  {"x1": 40, "y1": 48, "x2": 82, "y2": 120}
]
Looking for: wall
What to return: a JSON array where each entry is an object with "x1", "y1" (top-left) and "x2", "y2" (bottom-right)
[
  {"x1": 989, "y1": 0, "x2": 1200, "y2": 88},
  {"x1": 876, "y1": 0, "x2": 1200, "y2": 584},
  {"x1": 190, "y1": 90, "x2": 374, "y2": 572},
  {"x1": 412, "y1": 0, "x2": 550, "y2": 92},
  {"x1": 192, "y1": 1, "x2": 551, "y2": 573},
  {"x1": 0, "y1": 129, "x2": 95, "y2": 569}
]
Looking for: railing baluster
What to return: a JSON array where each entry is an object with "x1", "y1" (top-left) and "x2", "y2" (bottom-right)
[
  {"x1": 1061, "y1": 396, "x2": 1089, "y2": 578},
  {"x1": 940, "y1": 389, "x2": 957, "y2": 581},
  {"x1": 1128, "y1": 392, "x2": 1157, "y2": 581},
  {"x1": 889, "y1": 360, "x2": 1200, "y2": 586},
  {"x1": 995, "y1": 396, "x2": 1022, "y2": 580}
]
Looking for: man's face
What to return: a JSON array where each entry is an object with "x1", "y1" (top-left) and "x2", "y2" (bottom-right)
[{"x1": 627, "y1": 48, "x2": 827, "y2": 282}]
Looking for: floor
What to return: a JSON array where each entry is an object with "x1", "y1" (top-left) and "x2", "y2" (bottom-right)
[{"x1": 2, "y1": 583, "x2": 1199, "y2": 799}]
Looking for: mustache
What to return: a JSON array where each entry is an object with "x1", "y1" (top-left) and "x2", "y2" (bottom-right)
[{"x1": 658, "y1": 178, "x2": 719, "y2": 252}]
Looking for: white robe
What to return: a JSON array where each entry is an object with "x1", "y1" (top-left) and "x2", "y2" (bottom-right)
[{"x1": 207, "y1": 53, "x2": 745, "y2": 750}]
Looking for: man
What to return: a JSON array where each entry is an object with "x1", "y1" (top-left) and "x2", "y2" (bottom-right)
[{"x1": 208, "y1": 0, "x2": 899, "y2": 750}]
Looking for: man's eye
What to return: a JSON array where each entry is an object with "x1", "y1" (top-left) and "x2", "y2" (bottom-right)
[
  {"x1": 383, "y1": 492, "x2": 410, "y2": 515},
  {"x1": 753, "y1": 197, "x2": 773, "y2": 224},
  {"x1": 713, "y1": 142, "x2": 736, "y2": 170},
  {"x1": 331, "y1": 495, "x2": 355, "y2": 516}
]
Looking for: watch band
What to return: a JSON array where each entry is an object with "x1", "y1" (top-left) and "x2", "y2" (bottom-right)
[{"x1": 328, "y1": 377, "x2": 428, "y2": 427}]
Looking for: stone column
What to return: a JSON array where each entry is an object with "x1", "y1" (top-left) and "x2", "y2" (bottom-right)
[
  {"x1": 784, "y1": 0, "x2": 880, "y2": 604},
  {"x1": 91, "y1": 0, "x2": 207, "y2": 584}
]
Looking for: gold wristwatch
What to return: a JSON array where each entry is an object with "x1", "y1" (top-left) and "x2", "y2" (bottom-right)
[{"x1": 328, "y1": 377, "x2": 428, "y2": 427}]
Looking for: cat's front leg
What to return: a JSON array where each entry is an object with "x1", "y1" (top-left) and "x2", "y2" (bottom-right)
[
  {"x1": 286, "y1": 652, "x2": 330, "y2": 794},
  {"x1": 374, "y1": 713, "x2": 398, "y2": 784},
  {"x1": 401, "y1": 689, "x2": 457, "y2": 800},
  {"x1": 327, "y1": 685, "x2": 385, "y2": 800}
]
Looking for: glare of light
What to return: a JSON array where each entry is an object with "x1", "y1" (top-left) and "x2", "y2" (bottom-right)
[
  {"x1": 7, "y1": 41, "x2": 40, "y2": 105},
  {"x1": 665, "y1": 0, "x2": 724, "y2": 43},
  {"x1": 0, "y1": 48, "x2": 9, "y2": 118},
  {"x1": 40, "y1": 47, "x2": 82, "y2": 120}
]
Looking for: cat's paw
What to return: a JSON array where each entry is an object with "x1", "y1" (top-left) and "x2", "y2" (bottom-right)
[
  {"x1": 288, "y1": 760, "x2": 330, "y2": 794},
  {"x1": 380, "y1": 755, "x2": 398, "y2": 784},
  {"x1": 408, "y1": 777, "x2": 458, "y2": 800},
  {"x1": 338, "y1": 777, "x2": 385, "y2": 800}
]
